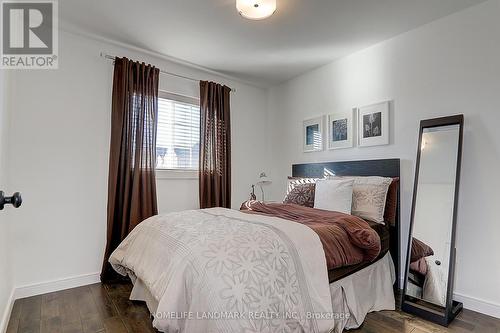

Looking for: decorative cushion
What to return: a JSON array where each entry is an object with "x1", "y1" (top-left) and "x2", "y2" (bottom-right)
[
  {"x1": 286, "y1": 176, "x2": 319, "y2": 195},
  {"x1": 351, "y1": 176, "x2": 392, "y2": 224},
  {"x1": 330, "y1": 176, "x2": 392, "y2": 223},
  {"x1": 283, "y1": 183, "x2": 316, "y2": 207},
  {"x1": 314, "y1": 179, "x2": 355, "y2": 214}
]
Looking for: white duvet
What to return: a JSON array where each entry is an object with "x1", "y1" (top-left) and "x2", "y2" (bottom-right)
[{"x1": 109, "y1": 208, "x2": 335, "y2": 333}]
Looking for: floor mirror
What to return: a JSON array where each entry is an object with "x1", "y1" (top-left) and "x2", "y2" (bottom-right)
[{"x1": 402, "y1": 115, "x2": 464, "y2": 326}]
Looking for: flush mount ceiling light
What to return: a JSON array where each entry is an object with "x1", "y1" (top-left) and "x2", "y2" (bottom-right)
[{"x1": 236, "y1": 0, "x2": 276, "y2": 20}]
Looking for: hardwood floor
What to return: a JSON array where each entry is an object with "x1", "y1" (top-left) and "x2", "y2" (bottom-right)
[
  {"x1": 6, "y1": 282, "x2": 500, "y2": 333},
  {"x1": 6, "y1": 282, "x2": 158, "y2": 333}
]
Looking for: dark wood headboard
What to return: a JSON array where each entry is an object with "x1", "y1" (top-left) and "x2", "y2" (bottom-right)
[{"x1": 292, "y1": 158, "x2": 401, "y2": 289}]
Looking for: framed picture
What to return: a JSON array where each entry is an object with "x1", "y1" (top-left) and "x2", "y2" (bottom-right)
[
  {"x1": 327, "y1": 111, "x2": 354, "y2": 150},
  {"x1": 358, "y1": 101, "x2": 390, "y2": 147},
  {"x1": 303, "y1": 116, "x2": 323, "y2": 152}
]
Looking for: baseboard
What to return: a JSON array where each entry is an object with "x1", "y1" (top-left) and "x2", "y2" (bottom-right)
[
  {"x1": 1, "y1": 273, "x2": 100, "y2": 332},
  {"x1": 397, "y1": 277, "x2": 500, "y2": 319},
  {"x1": 0, "y1": 289, "x2": 15, "y2": 333},
  {"x1": 13, "y1": 272, "x2": 100, "y2": 300},
  {"x1": 454, "y1": 292, "x2": 500, "y2": 319}
]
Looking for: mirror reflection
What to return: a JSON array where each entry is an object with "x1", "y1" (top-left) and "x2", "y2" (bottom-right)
[{"x1": 406, "y1": 124, "x2": 460, "y2": 307}]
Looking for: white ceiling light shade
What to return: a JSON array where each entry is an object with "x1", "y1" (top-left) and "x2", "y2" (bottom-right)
[{"x1": 236, "y1": 0, "x2": 276, "y2": 20}]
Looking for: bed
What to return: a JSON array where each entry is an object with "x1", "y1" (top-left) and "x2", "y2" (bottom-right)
[
  {"x1": 109, "y1": 159, "x2": 401, "y2": 333},
  {"x1": 290, "y1": 159, "x2": 400, "y2": 331}
]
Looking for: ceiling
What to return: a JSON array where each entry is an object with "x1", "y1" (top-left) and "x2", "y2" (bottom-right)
[{"x1": 60, "y1": 0, "x2": 485, "y2": 86}]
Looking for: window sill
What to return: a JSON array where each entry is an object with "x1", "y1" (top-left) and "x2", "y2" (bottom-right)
[{"x1": 156, "y1": 169, "x2": 198, "y2": 180}]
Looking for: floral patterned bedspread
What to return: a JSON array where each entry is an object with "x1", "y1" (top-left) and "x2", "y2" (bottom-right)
[{"x1": 109, "y1": 208, "x2": 334, "y2": 333}]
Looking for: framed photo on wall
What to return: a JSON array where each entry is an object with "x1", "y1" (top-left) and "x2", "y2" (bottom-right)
[
  {"x1": 303, "y1": 116, "x2": 324, "y2": 152},
  {"x1": 327, "y1": 111, "x2": 354, "y2": 150},
  {"x1": 358, "y1": 101, "x2": 390, "y2": 147}
]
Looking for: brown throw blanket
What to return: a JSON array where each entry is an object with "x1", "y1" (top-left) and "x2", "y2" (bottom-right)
[{"x1": 240, "y1": 201, "x2": 381, "y2": 270}]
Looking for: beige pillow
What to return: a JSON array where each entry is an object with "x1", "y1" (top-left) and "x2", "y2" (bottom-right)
[{"x1": 331, "y1": 176, "x2": 392, "y2": 224}]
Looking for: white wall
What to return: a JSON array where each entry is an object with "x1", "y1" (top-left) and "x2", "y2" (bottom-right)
[
  {"x1": 5, "y1": 28, "x2": 269, "y2": 293},
  {"x1": 267, "y1": 0, "x2": 500, "y2": 317}
]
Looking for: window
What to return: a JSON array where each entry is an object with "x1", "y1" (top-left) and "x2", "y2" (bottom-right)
[{"x1": 156, "y1": 92, "x2": 200, "y2": 170}]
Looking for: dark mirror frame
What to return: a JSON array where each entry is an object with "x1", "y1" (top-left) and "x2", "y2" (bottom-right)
[{"x1": 402, "y1": 115, "x2": 464, "y2": 326}]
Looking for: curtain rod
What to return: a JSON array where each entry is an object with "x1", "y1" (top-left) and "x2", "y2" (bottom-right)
[{"x1": 100, "y1": 52, "x2": 236, "y2": 92}]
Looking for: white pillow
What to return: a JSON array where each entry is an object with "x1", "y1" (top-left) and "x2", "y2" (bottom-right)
[{"x1": 314, "y1": 179, "x2": 354, "y2": 214}]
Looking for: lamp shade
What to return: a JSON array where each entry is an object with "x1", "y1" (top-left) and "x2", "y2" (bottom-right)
[
  {"x1": 236, "y1": 0, "x2": 276, "y2": 20},
  {"x1": 256, "y1": 172, "x2": 272, "y2": 185}
]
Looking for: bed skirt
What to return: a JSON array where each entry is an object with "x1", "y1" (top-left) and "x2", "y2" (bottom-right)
[{"x1": 329, "y1": 252, "x2": 396, "y2": 333}]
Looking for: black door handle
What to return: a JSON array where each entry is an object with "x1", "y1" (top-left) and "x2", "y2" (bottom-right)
[{"x1": 0, "y1": 191, "x2": 22, "y2": 210}]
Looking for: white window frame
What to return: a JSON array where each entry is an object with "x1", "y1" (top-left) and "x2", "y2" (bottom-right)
[{"x1": 156, "y1": 91, "x2": 200, "y2": 180}]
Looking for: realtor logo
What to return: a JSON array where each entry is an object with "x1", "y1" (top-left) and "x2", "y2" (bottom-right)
[{"x1": 1, "y1": 0, "x2": 58, "y2": 69}]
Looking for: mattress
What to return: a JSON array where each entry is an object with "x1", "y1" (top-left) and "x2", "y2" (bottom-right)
[{"x1": 328, "y1": 221, "x2": 390, "y2": 283}]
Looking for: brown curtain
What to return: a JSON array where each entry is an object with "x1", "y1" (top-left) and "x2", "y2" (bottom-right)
[
  {"x1": 199, "y1": 81, "x2": 232, "y2": 209},
  {"x1": 101, "y1": 57, "x2": 160, "y2": 282}
]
